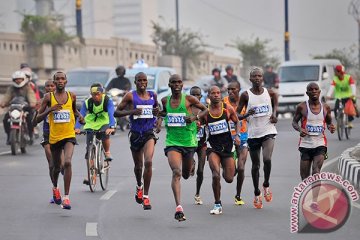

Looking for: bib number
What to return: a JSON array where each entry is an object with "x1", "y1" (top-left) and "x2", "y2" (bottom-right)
[
  {"x1": 252, "y1": 104, "x2": 270, "y2": 117},
  {"x1": 53, "y1": 110, "x2": 70, "y2": 123},
  {"x1": 133, "y1": 105, "x2": 153, "y2": 119},
  {"x1": 167, "y1": 113, "x2": 186, "y2": 127},
  {"x1": 208, "y1": 119, "x2": 229, "y2": 135},
  {"x1": 197, "y1": 126, "x2": 204, "y2": 141},
  {"x1": 306, "y1": 124, "x2": 324, "y2": 136}
]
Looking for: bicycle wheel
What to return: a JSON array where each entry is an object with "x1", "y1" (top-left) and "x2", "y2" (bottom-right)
[
  {"x1": 336, "y1": 112, "x2": 344, "y2": 141},
  {"x1": 87, "y1": 145, "x2": 97, "y2": 192},
  {"x1": 344, "y1": 115, "x2": 351, "y2": 139},
  {"x1": 99, "y1": 144, "x2": 109, "y2": 190}
]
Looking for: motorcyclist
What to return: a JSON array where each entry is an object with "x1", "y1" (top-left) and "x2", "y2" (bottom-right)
[{"x1": 0, "y1": 71, "x2": 36, "y2": 145}]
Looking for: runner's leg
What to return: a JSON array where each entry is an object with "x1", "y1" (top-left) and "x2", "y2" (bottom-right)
[
  {"x1": 236, "y1": 147, "x2": 248, "y2": 196},
  {"x1": 196, "y1": 147, "x2": 206, "y2": 196},
  {"x1": 262, "y1": 138, "x2": 275, "y2": 188},
  {"x1": 63, "y1": 142, "x2": 75, "y2": 195},
  {"x1": 142, "y1": 139, "x2": 155, "y2": 195},
  {"x1": 208, "y1": 152, "x2": 222, "y2": 202},
  {"x1": 249, "y1": 148, "x2": 261, "y2": 196},
  {"x1": 167, "y1": 150, "x2": 183, "y2": 206}
]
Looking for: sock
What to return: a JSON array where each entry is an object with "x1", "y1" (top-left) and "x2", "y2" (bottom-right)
[
  {"x1": 143, "y1": 195, "x2": 148, "y2": 199},
  {"x1": 64, "y1": 195, "x2": 69, "y2": 199}
]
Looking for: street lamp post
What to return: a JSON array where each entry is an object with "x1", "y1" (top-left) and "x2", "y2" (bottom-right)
[{"x1": 284, "y1": 0, "x2": 290, "y2": 61}]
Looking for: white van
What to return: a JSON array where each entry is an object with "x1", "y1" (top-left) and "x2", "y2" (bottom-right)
[{"x1": 277, "y1": 59, "x2": 341, "y2": 114}]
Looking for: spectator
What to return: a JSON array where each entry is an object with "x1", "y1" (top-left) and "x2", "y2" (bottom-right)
[{"x1": 224, "y1": 65, "x2": 239, "y2": 84}]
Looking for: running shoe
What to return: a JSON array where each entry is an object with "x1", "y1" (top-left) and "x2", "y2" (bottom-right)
[
  {"x1": 174, "y1": 205, "x2": 186, "y2": 222},
  {"x1": 310, "y1": 202, "x2": 320, "y2": 212},
  {"x1": 83, "y1": 179, "x2": 90, "y2": 185},
  {"x1": 253, "y1": 195, "x2": 263, "y2": 209},
  {"x1": 49, "y1": 198, "x2": 55, "y2": 204},
  {"x1": 61, "y1": 198, "x2": 71, "y2": 210},
  {"x1": 52, "y1": 187, "x2": 62, "y2": 205},
  {"x1": 194, "y1": 195, "x2": 203, "y2": 205},
  {"x1": 142, "y1": 197, "x2": 152, "y2": 210},
  {"x1": 234, "y1": 196, "x2": 245, "y2": 205},
  {"x1": 348, "y1": 122, "x2": 354, "y2": 129},
  {"x1": 135, "y1": 185, "x2": 143, "y2": 204},
  {"x1": 263, "y1": 187, "x2": 273, "y2": 202},
  {"x1": 210, "y1": 203, "x2": 223, "y2": 215}
]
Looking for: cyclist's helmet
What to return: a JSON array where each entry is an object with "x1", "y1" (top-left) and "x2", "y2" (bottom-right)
[
  {"x1": 115, "y1": 65, "x2": 126, "y2": 76},
  {"x1": 11, "y1": 70, "x2": 28, "y2": 88}
]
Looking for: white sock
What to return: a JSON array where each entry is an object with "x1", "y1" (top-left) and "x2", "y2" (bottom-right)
[{"x1": 143, "y1": 195, "x2": 148, "y2": 199}]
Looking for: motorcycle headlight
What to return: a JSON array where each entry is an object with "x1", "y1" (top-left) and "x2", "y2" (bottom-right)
[{"x1": 10, "y1": 109, "x2": 21, "y2": 119}]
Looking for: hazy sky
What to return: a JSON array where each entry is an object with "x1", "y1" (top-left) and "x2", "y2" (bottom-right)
[{"x1": 157, "y1": 0, "x2": 358, "y2": 62}]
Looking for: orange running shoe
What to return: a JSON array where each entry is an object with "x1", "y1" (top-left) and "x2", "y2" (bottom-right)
[
  {"x1": 263, "y1": 187, "x2": 273, "y2": 202},
  {"x1": 143, "y1": 197, "x2": 152, "y2": 210},
  {"x1": 175, "y1": 205, "x2": 186, "y2": 221},
  {"x1": 52, "y1": 187, "x2": 62, "y2": 205},
  {"x1": 61, "y1": 198, "x2": 71, "y2": 210},
  {"x1": 135, "y1": 185, "x2": 143, "y2": 204},
  {"x1": 253, "y1": 195, "x2": 263, "y2": 209}
]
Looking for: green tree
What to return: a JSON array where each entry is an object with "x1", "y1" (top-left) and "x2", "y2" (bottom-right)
[
  {"x1": 312, "y1": 46, "x2": 357, "y2": 70},
  {"x1": 21, "y1": 14, "x2": 72, "y2": 69},
  {"x1": 233, "y1": 37, "x2": 280, "y2": 77},
  {"x1": 151, "y1": 22, "x2": 206, "y2": 79}
]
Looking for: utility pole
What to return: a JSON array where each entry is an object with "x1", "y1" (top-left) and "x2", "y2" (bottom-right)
[
  {"x1": 76, "y1": 0, "x2": 84, "y2": 43},
  {"x1": 284, "y1": 0, "x2": 290, "y2": 61},
  {"x1": 175, "y1": 0, "x2": 179, "y2": 34},
  {"x1": 349, "y1": 0, "x2": 360, "y2": 68}
]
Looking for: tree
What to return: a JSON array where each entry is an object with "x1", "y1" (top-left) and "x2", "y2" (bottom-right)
[
  {"x1": 151, "y1": 22, "x2": 206, "y2": 79},
  {"x1": 21, "y1": 14, "x2": 72, "y2": 70},
  {"x1": 233, "y1": 37, "x2": 280, "y2": 77},
  {"x1": 312, "y1": 46, "x2": 357, "y2": 70}
]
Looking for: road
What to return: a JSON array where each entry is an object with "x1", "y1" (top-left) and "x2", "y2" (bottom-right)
[{"x1": 0, "y1": 118, "x2": 359, "y2": 240}]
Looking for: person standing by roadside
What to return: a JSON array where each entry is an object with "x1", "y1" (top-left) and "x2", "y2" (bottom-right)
[
  {"x1": 224, "y1": 81, "x2": 249, "y2": 205},
  {"x1": 224, "y1": 65, "x2": 239, "y2": 84},
  {"x1": 115, "y1": 72, "x2": 159, "y2": 210},
  {"x1": 37, "y1": 71, "x2": 83, "y2": 210},
  {"x1": 237, "y1": 67, "x2": 278, "y2": 209},
  {"x1": 197, "y1": 86, "x2": 240, "y2": 215},
  {"x1": 157, "y1": 74, "x2": 206, "y2": 221},
  {"x1": 292, "y1": 82, "x2": 335, "y2": 211},
  {"x1": 209, "y1": 67, "x2": 228, "y2": 97}
]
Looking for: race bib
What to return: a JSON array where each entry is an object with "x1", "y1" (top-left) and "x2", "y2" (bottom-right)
[
  {"x1": 252, "y1": 104, "x2": 270, "y2": 117},
  {"x1": 229, "y1": 121, "x2": 236, "y2": 135},
  {"x1": 306, "y1": 124, "x2": 324, "y2": 136},
  {"x1": 133, "y1": 105, "x2": 153, "y2": 119},
  {"x1": 167, "y1": 113, "x2": 186, "y2": 127},
  {"x1": 196, "y1": 126, "x2": 204, "y2": 141},
  {"x1": 53, "y1": 110, "x2": 70, "y2": 123},
  {"x1": 208, "y1": 119, "x2": 229, "y2": 135}
]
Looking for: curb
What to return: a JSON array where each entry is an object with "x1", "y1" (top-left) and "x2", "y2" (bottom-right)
[{"x1": 338, "y1": 143, "x2": 360, "y2": 189}]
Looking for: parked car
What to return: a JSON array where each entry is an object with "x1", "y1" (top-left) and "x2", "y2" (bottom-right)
[
  {"x1": 125, "y1": 67, "x2": 176, "y2": 94},
  {"x1": 277, "y1": 59, "x2": 340, "y2": 114},
  {"x1": 66, "y1": 67, "x2": 116, "y2": 109}
]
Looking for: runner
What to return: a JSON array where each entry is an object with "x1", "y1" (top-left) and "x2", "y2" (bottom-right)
[
  {"x1": 197, "y1": 86, "x2": 240, "y2": 215},
  {"x1": 237, "y1": 67, "x2": 278, "y2": 209},
  {"x1": 223, "y1": 81, "x2": 248, "y2": 205},
  {"x1": 292, "y1": 82, "x2": 335, "y2": 210},
  {"x1": 37, "y1": 71, "x2": 83, "y2": 210},
  {"x1": 32, "y1": 80, "x2": 58, "y2": 203},
  {"x1": 157, "y1": 74, "x2": 206, "y2": 221},
  {"x1": 74, "y1": 82, "x2": 116, "y2": 186},
  {"x1": 114, "y1": 72, "x2": 159, "y2": 210},
  {"x1": 189, "y1": 86, "x2": 207, "y2": 205}
]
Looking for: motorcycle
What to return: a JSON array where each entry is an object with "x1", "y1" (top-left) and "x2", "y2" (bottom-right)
[
  {"x1": 8, "y1": 96, "x2": 29, "y2": 155},
  {"x1": 107, "y1": 88, "x2": 129, "y2": 131}
]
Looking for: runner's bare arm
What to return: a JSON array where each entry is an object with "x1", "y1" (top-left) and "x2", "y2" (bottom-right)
[
  {"x1": 114, "y1": 92, "x2": 140, "y2": 117},
  {"x1": 237, "y1": 91, "x2": 252, "y2": 120},
  {"x1": 268, "y1": 89, "x2": 278, "y2": 123},
  {"x1": 324, "y1": 104, "x2": 335, "y2": 133},
  {"x1": 292, "y1": 103, "x2": 307, "y2": 136},
  {"x1": 70, "y1": 92, "x2": 84, "y2": 123},
  {"x1": 186, "y1": 95, "x2": 206, "y2": 122}
]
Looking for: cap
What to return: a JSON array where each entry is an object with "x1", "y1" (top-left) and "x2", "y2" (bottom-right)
[{"x1": 335, "y1": 65, "x2": 345, "y2": 74}]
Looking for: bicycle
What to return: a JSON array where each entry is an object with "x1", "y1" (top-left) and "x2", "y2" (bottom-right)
[
  {"x1": 79, "y1": 130, "x2": 110, "y2": 192},
  {"x1": 335, "y1": 99, "x2": 351, "y2": 141}
]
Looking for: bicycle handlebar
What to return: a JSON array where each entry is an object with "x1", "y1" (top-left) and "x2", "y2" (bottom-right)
[{"x1": 77, "y1": 130, "x2": 115, "y2": 135}]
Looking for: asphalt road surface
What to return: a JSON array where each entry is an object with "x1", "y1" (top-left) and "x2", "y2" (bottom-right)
[{"x1": 0, "y1": 118, "x2": 359, "y2": 240}]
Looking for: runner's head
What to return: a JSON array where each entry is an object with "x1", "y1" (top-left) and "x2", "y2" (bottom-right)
[
  {"x1": 208, "y1": 86, "x2": 221, "y2": 104},
  {"x1": 168, "y1": 74, "x2": 183, "y2": 93},
  {"x1": 190, "y1": 86, "x2": 202, "y2": 101},
  {"x1": 90, "y1": 82, "x2": 104, "y2": 103},
  {"x1": 306, "y1": 82, "x2": 321, "y2": 102},
  {"x1": 52, "y1": 71, "x2": 67, "y2": 91},
  {"x1": 44, "y1": 79, "x2": 55, "y2": 93},
  {"x1": 249, "y1": 67, "x2": 263, "y2": 88},
  {"x1": 227, "y1": 81, "x2": 240, "y2": 101},
  {"x1": 134, "y1": 72, "x2": 148, "y2": 91}
]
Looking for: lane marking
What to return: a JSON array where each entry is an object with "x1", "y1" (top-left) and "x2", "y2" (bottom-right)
[
  {"x1": 352, "y1": 201, "x2": 360, "y2": 210},
  {"x1": 322, "y1": 156, "x2": 339, "y2": 169},
  {"x1": 100, "y1": 190, "x2": 117, "y2": 200},
  {"x1": 86, "y1": 222, "x2": 98, "y2": 237},
  {"x1": 0, "y1": 151, "x2": 11, "y2": 156}
]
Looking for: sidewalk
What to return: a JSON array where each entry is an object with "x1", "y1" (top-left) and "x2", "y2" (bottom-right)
[{"x1": 338, "y1": 143, "x2": 360, "y2": 190}]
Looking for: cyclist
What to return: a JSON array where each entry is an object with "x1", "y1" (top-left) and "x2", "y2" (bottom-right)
[
  {"x1": 224, "y1": 81, "x2": 248, "y2": 206},
  {"x1": 0, "y1": 71, "x2": 36, "y2": 145},
  {"x1": 326, "y1": 64, "x2": 358, "y2": 128},
  {"x1": 114, "y1": 72, "x2": 159, "y2": 210},
  {"x1": 75, "y1": 83, "x2": 116, "y2": 185},
  {"x1": 189, "y1": 86, "x2": 207, "y2": 205}
]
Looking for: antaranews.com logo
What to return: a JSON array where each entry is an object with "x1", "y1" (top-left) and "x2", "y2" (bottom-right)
[{"x1": 290, "y1": 172, "x2": 359, "y2": 233}]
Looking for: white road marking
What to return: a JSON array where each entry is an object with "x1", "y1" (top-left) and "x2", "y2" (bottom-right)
[
  {"x1": 0, "y1": 151, "x2": 11, "y2": 156},
  {"x1": 322, "y1": 156, "x2": 339, "y2": 169},
  {"x1": 86, "y1": 222, "x2": 98, "y2": 237},
  {"x1": 352, "y1": 201, "x2": 360, "y2": 210},
  {"x1": 100, "y1": 190, "x2": 117, "y2": 200}
]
